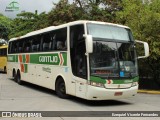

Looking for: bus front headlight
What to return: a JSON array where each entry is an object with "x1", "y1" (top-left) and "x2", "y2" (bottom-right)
[
  {"x1": 88, "y1": 81, "x2": 104, "y2": 88},
  {"x1": 131, "y1": 82, "x2": 138, "y2": 87}
]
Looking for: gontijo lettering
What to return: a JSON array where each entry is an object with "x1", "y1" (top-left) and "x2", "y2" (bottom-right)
[{"x1": 39, "y1": 56, "x2": 58, "y2": 63}]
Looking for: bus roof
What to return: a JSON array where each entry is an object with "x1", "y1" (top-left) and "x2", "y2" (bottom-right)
[
  {"x1": 25, "y1": 26, "x2": 56, "y2": 36},
  {"x1": 9, "y1": 20, "x2": 130, "y2": 41}
]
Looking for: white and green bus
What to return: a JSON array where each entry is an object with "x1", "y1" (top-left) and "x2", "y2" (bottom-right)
[{"x1": 7, "y1": 20, "x2": 149, "y2": 100}]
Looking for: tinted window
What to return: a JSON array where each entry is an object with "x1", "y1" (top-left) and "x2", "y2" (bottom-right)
[
  {"x1": 24, "y1": 38, "x2": 31, "y2": 53},
  {"x1": 0, "y1": 48, "x2": 7, "y2": 56},
  {"x1": 8, "y1": 27, "x2": 67, "y2": 54},
  {"x1": 55, "y1": 28, "x2": 67, "y2": 51},
  {"x1": 31, "y1": 36, "x2": 41, "y2": 52},
  {"x1": 42, "y1": 28, "x2": 67, "y2": 52}
]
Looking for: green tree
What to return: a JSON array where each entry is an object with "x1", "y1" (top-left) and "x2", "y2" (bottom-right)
[
  {"x1": 48, "y1": 0, "x2": 81, "y2": 25},
  {"x1": 0, "y1": 38, "x2": 8, "y2": 46},
  {"x1": 9, "y1": 11, "x2": 48, "y2": 38},
  {"x1": 48, "y1": 0, "x2": 122, "y2": 25},
  {"x1": 0, "y1": 13, "x2": 12, "y2": 40},
  {"x1": 116, "y1": 0, "x2": 160, "y2": 87}
]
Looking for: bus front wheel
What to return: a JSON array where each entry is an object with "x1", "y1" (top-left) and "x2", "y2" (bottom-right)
[{"x1": 55, "y1": 78, "x2": 69, "y2": 99}]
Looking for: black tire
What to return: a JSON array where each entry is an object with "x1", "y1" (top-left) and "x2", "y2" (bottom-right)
[
  {"x1": 13, "y1": 71, "x2": 17, "y2": 82},
  {"x1": 17, "y1": 71, "x2": 22, "y2": 85},
  {"x1": 4, "y1": 66, "x2": 7, "y2": 73},
  {"x1": 55, "y1": 78, "x2": 69, "y2": 99}
]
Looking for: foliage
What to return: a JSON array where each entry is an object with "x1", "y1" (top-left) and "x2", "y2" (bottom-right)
[
  {"x1": 0, "y1": 13, "x2": 11, "y2": 40},
  {"x1": 0, "y1": 38, "x2": 8, "y2": 46},
  {"x1": 9, "y1": 0, "x2": 122, "y2": 37},
  {"x1": 9, "y1": 11, "x2": 48, "y2": 38},
  {"x1": 47, "y1": 0, "x2": 121, "y2": 25},
  {"x1": 48, "y1": 0, "x2": 79, "y2": 25},
  {"x1": 116, "y1": 0, "x2": 160, "y2": 85}
]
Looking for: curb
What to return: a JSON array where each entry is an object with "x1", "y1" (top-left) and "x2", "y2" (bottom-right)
[{"x1": 138, "y1": 90, "x2": 160, "y2": 94}]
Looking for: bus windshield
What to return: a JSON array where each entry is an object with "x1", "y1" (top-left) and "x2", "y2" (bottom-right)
[
  {"x1": 87, "y1": 23, "x2": 133, "y2": 42},
  {"x1": 87, "y1": 24, "x2": 138, "y2": 78}
]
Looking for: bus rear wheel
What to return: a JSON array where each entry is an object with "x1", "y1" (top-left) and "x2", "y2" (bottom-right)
[
  {"x1": 13, "y1": 70, "x2": 17, "y2": 82},
  {"x1": 17, "y1": 75, "x2": 22, "y2": 85},
  {"x1": 17, "y1": 71, "x2": 22, "y2": 85},
  {"x1": 55, "y1": 78, "x2": 69, "y2": 99}
]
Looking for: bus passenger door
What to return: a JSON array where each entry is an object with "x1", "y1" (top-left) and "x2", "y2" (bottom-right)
[{"x1": 70, "y1": 24, "x2": 88, "y2": 98}]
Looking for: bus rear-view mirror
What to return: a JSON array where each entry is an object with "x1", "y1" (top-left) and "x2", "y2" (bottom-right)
[
  {"x1": 135, "y1": 40, "x2": 149, "y2": 59},
  {"x1": 84, "y1": 35, "x2": 93, "y2": 54}
]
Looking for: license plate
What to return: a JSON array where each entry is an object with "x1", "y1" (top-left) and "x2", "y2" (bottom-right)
[{"x1": 114, "y1": 92, "x2": 123, "y2": 96}]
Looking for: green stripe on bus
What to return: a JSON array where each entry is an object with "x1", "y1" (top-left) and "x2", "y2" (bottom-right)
[
  {"x1": 8, "y1": 55, "x2": 18, "y2": 62},
  {"x1": 112, "y1": 77, "x2": 139, "y2": 84},
  {"x1": 90, "y1": 76, "x2": 139, "y2": 84},
  {"x1": 133, "y1": 76, "x2": 139, "y2": 82},
  {"x1": 62, "y1": 53, "x2": 67, "y2": 66},
  {"x1": 90, "y1": 76, "x2": 106, "y2": 84},
  {"x1": 30, "y1": 53, "x2": 67, "y2": 65},
  {"x1": 22, "y1": 55, "x2": 26, "y2": 63},
  {"x1": 8, "y1": 53, "x2": 67, "y2": 66},
  {"x1": 112, "y1": 79, "x2": 132, "y2": 84},
  {"x1": 24, "y1": 64, "x2": 28, "y2": 73}
]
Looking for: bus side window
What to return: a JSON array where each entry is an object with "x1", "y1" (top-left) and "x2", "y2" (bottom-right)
[
  {"x1": 31, "y1": 36, "x2": 40, "y2": 52},
  {"x1": 55, "y1": 28, "x2": 67, "y2": 50},
  {"x1": 32, "y1": 44, "x2": 39, "y2": 52},
  {"x1": 8, "y1": 42, "x2": 12, "y2": 54},
  {"x1": 42, "y1": 33, "x2": 52, "y2": 51},
  {"x1": 57, "y1": 41, "x2": 63, "y2": 50},
  {"x1": 14, "y1": 43, "x2": 18, "y2": 53},
  {"x1": 0, "y1": 49, "x2": 2, "y2": 56},
  {"x1": 43, "y1": 43, "x2": 50, "y2": 51},
  {"x1": 64, "y1": 40, "x2": 67, "y2": 50},
  {"x1": 19, "y1": 47, "x2": 22, "y2": 53},
  {"x1": 0, "y1": 49, "x2": 3, "y2": 56},
  {"x1": 13, "y1": 42, "x2": 18, "y2": 53},
  {"x1": 49, "y1": 35, "x2": 56, "y2": 50},
  {"x1": 24, "y1": 39, "x2": 31, "y2": 53},
  {"x1": 18, "y1": 40, "x2": 24, "y2": 53},
  {"x1": 3, "y1": 49, "x2": 5, "y2": 56},
  {"x1": 0, "y1": 50, "x2": 2, "y2": 56}
]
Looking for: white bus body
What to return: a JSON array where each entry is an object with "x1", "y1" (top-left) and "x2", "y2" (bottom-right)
[{"x1": 7, "y1": 20, "x2": 149, "y2": 100}]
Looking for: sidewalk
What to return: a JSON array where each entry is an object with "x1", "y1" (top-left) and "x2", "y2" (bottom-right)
[{"x1": 138, "y1": 90, "x2": 160, "y2": 94}]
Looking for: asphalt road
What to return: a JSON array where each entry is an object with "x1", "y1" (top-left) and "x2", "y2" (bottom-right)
[{"x1": 0, "y1": 73, "x2": 160, "y2": 120}]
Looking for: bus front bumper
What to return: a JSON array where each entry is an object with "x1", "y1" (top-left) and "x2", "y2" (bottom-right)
[{"x1": 86, "y1": 85, "x2": 138, "y2": 100}]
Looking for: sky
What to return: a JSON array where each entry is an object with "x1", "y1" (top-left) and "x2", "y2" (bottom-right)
[{"x1": 0, "y1": 0, "x2": 60, "y2": 18}]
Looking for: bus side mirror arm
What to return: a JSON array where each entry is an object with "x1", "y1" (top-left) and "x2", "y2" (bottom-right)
[{"x1": 135, "y1": 40, "x2": 149, "y2": 59}]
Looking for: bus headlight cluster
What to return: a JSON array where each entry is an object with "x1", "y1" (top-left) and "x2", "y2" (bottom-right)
[
  {"x1": 131, "y1": 82, "x2": 138, "y2": 87},
  {"x1": 88, "y1": 81, "x2": 104, "y2": 88}
]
